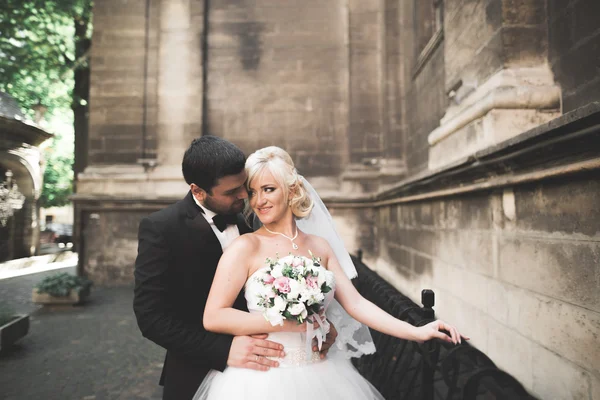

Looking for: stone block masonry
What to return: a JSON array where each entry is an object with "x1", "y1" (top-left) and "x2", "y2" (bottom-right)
[{"x1": 369, "y1": 172, "x2": 600, "y2": 400}]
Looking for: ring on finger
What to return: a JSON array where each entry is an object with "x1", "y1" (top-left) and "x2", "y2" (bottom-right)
[{"x1": 255, "y1": 355, "x2": 260, "y2": 362}]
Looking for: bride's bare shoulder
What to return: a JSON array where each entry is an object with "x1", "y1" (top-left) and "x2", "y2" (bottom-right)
[
  {"x1": 303, "y1": 233, "x2": 333, "y2": 257},
  {"x1": 224, "y1": 233, "x2": 261, "y2": 255}
]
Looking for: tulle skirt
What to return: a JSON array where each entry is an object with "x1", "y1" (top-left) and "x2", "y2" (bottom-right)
[{"x1": 193, "y1": 355, "x2": 384, "y2": 400}]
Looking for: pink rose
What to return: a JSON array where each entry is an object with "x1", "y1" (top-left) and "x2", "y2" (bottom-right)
[
  {"x1": 274, "y1": 277, "x2": 291, "y2": 293},
  {"x1": 306, "y1": 276, "x2": 319, "y2": 288},
  {"x1": 263, "y1": 274, "x2": 275, "y2": 284}
]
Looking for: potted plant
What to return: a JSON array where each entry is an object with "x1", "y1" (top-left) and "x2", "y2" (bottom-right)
[
  {"x1": 0, "y1": 302, "x2": 29, "y2": 353},
  {"x1": 32, "y1": 272, "x2": 92, "y2": 305}
]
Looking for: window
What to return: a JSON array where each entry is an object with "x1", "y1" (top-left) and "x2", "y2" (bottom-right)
[{"x1": 413, "y1": 0, "x2": 444, "y2": 75}]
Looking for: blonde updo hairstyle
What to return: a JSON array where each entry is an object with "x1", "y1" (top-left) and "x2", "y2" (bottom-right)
[{"x1": 245, "y1": 146, "x2": 313, "y2": 220}]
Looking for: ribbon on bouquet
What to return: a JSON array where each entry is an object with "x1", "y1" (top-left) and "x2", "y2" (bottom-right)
[
  {"x1": 305, "y1": 312, "x2": 330, "y2": 359},
  {"x1": 304, "y1": 291, "x2": 334, "y2": 359}
]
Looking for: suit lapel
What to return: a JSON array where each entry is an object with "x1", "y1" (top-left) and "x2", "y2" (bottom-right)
[
  {"x1": 182, "y1": 192, "x2": 223, "y2": 255},
  {"x1": 181, "y1": 192, "x2": 249, "y2": 311}
]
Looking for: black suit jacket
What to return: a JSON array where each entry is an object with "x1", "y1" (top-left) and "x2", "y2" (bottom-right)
[{"x1": 133, "y1": 192, "x2": 251, "y2": 400}]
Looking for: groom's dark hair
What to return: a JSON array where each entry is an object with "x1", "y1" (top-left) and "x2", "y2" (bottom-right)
[{"x1": 182, "y1": 135, "x2": 246, "y2": 193}]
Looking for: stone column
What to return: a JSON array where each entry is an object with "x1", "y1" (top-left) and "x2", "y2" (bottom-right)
[
  {"x1": 73, "y1": 0, "x2": 206, "y2": 283},
  {"x1": 341, "y1": 0, "x2": 386, "y2": 193},
  {"x1": 151, "y1": 0, "x2": 204, "y2": 181},
  {"x1": 77, "y1": 0, "x2": 204, "y2": 198},
  {"x1": 379, "y1": 0, "x2": 406, "y2": 187},
  {"x1": 428, "y1": 0, "x2": 561, "y2": 170}
]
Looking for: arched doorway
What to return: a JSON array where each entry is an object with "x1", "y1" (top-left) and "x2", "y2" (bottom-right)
[
  {"x1": 0, "y1": 158, "x2": 36, "y2": 261},
  {"x1": 0, "y1": 92, "x2": 52, "y2": 261}
]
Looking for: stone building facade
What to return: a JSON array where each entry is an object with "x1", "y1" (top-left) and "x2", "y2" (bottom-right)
[{"x1": 75, "y1": 1, "x2": 600, "y2": 398}]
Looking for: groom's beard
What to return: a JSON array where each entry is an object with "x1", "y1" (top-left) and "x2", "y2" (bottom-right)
[{"x1": 203, "y1": 196, "x2": 245, "y2": 215}]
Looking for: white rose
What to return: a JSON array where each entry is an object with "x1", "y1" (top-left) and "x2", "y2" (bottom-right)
[
  {"x1": 289, "y1": 302, "x2": 307, "y2": 317},
  {"x1": 279, "y1": 255, "x2": 294, "y2": 265},
  {"x1": 265, "y1": 307, "x2": 284, "y2": 326},
  {"x1": 299, "y1": 286, "x2": 315, "y2": 303},
  {"x1": 306, "y1": 292, "x2": 325, "y2": 306},
  {"x1": 287, "y1": 279, "x2": 301, "y2": 300},
  {"x1": 314, "y1": 292, "x2": 325, "y2": 303},
  {"x1": 273, "y1": 295, "x2": 287, "y2": 312},
  {"x1": 294, "y1": 265, "x2": 306, "y2": 276},
  {"x1": 317, "y1": 270, "x2": 326, "y2": 287},
  {"x1": 301, "y1": 308, "x2": 308, "y2": 319},
  {"x1": 271, "y1": 264, "x2": 284, "y2": 278},
  {"x1": 291, "y1": 257, "x2": 305, "y2": 268}
]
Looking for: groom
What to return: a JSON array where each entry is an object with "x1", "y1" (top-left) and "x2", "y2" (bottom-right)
[{"x1": 133, "y1": 136, "x2": 337, "y2": 400}]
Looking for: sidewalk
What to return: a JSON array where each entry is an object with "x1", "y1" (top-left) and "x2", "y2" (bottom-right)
[
  {"x1": 0, "y1": 281, "x2": 164, "y2": 399},
  {"x1": 0, "y1": 250, "x2": 78, "y2": 281},
  {"x1": 0, "y1": 254, "x2": 78, "y2": 316}
]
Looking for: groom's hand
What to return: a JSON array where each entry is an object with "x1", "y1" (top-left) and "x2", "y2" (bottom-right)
[
  {"x1": 227, "y1": 334, "x2": 285, "y2": 371},
  {"x1": 313, "y1": 322, "x2": 338, "y2": 359}
]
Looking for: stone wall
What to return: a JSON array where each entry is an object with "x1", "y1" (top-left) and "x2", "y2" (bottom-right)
[
  {"x1": 368, "y1": 171, "x2": 600, "y2": 399},
  {"x1": 207, "y1": 0, "x2": 350, "y2": 177},
  {"x1": 444, "y1": 0, "x2": 549, "y2": 93},
  {"x1": 427, "y1": 0, "x2": 560, "y2": 171},
  {"x1": 395, "y1": 0, "x2": 448, "y2": 175},
  {"x1": 329, "y1": 1, "x2": 600, "y2": 398},
  {"x1": 88, "y1": 0, "x2": 160, "y2": 165},
  {"x1": 382, "y1": 0, "x2": 402, "y2": 160},
  {"x1": 548, "y1": 0, "x2": 600, "y2": 112},
  {"x1": 404, "y1": 45, "x2": 446, "y2": 174},
  {"x1": 78, "y1": 205, "x2": 167, "y2": 284},
  {"x1": 346, "y1": 0, "x2": 383, "y2": 166}
]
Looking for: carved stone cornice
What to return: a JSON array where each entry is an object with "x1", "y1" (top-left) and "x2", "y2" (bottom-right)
[{"x1": 324, "y1": 102, "x2": 600, "y2": 207}]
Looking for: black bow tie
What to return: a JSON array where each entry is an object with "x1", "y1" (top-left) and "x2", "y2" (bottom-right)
[{"x1": 212, "y1": 214, "x2": 238, "y2": 232}]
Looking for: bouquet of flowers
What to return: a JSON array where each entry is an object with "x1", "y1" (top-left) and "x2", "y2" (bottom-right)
[{"x1": 254, "y1": 252, "x2": 334, "y2": 329}]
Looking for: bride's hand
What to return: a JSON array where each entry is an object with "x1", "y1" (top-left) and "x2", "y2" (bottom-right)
[{"x1": 415, "y1": 320, "x2": 470, "y2": 345}]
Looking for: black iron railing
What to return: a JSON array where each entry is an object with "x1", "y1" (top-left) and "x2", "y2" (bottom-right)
[{"x1": 351, "y1": 256, "x2": 535, "y2": 400}]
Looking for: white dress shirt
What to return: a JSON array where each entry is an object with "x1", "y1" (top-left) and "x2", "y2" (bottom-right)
[{"x1": 192, "y1": 195, "x2": 240, "y2": 250}]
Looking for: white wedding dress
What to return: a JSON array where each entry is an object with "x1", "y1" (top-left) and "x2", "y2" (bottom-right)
[{"x1": 193, "y1": 256, "x2": 384, "y2": 400}]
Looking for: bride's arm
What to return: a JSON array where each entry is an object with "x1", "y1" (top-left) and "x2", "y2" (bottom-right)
[
  {"x1": 203, "y1": 235, "x2": 305, "y2": 336},
  {"x1": 316, "y1": 239, "x2": 467, "y2": 344}
]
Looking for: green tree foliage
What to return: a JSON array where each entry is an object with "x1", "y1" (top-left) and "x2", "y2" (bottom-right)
[
  {"x1": 1, "y1": 0, "x2": 77, "y2": 115},
  {"x1": 39, "y1": 131, "x2": 74, "y2": 208},
  {"x1": 0, "y1": 0, "x2": 92, "y2": 207}
]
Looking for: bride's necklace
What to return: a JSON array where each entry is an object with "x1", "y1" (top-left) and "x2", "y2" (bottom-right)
[{"x1": 264, "y1": 225, "x2": 299, "y2": 250}]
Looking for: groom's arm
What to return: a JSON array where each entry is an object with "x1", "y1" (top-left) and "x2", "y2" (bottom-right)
[{"x1": 133, "y1": 216, "x2": 232, "y2": 371}]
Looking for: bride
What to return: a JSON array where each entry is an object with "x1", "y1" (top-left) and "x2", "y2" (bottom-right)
[{"x1": 194, "y1": 146, "x2": 468, "y2": 400}]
